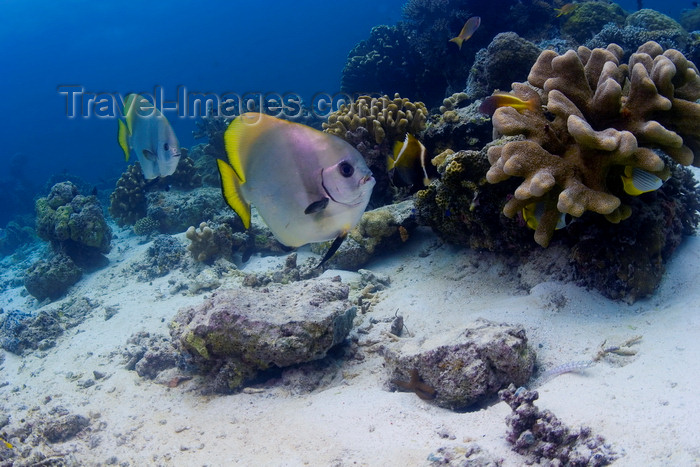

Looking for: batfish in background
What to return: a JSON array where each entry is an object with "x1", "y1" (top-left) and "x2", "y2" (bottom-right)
[
  {"x1": 217, "y1": 113, "x2": 375, "y2": 264},
  {"x1": 117, "y1": 94, "x2": 181, "y2": 180}
]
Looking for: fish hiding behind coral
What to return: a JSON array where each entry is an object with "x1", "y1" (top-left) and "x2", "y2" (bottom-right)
[{"x1": 485, "y1": 41, "x2": 700, "y2": 247}]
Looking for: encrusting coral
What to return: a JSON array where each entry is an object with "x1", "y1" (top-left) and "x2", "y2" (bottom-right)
[{"x1": 486, "y1": 41, "x2": 700, "y2": 247}]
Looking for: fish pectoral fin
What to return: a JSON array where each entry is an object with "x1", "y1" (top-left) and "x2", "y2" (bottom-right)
[
  {"x1": 217, "y1": 158, "x2": 251, "y2": 228},
  {"x1": 317, "y1": 231, "x2": 348, "y2": 268},
  {"x1": 142, "y1": 149, "x2": 158, "y2": 161},
  {"x1": 118, "y1": 119, "x2": 130, "y2": 161},
  {"x1": 304, "y1": 198, "x2": 329, "y2": 214}
]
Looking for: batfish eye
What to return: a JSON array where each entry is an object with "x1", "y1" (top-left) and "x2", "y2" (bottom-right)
[
  {"x1": 164, "y1": 143, "x2": 169, "y2": 151},
  {"x1": 338, "y1": 161, "x2": 354, "y2": 178}
]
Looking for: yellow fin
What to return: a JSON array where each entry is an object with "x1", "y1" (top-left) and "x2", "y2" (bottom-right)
[
  {"x1": 217, "y1": 158, "x2": 251, "y2": 228},
  {"x1": 224, "y1": 113, "x2": 273, "y2": 184},
  {"x1": 621, "y1": 166, "x2": 663, "y2": 196},
  {"x1": 449, "y1": 36, "x2": 464, "y2": 50},
  {"x1": 118, "y1": 119, "x2": 130, "y2": 161}
]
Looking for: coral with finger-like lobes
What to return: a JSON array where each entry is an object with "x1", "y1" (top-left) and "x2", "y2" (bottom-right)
[
  {"x1": 486, "y1": 41, "x2": 700, "y2": 247},
  {"x1": 185, "y1": 221, "x2": 234, "y2": 263},
  {"x1": 323, "y1": 94, "x2": 428, "y2": 206}
]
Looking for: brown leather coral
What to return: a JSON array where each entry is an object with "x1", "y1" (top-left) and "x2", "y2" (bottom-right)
[{"x1": 486, "y1": 41, "x2": 700, "y2": 247}]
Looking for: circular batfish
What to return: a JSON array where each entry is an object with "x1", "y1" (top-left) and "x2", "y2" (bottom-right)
[
  {"x1": 217, "y1": 112, "x2": 376, "y2": 250},
  {"x1": 117, "y1": 93, "x2": 181, "y2": 180}
]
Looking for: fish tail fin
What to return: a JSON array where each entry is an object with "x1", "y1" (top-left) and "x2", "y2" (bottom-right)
[
  {"x1": 118, "y1": 119, "x2": 130, "y2": 161},
  {"x1": 449, "y1": 37, "x2": 464, "y2": 50},
  {"x1": 217, "y1": 158, "x2": 251, "y2": 228}
]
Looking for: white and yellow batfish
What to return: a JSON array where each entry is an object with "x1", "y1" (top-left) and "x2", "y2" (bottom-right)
[
  {"x1": 118, "y1": 94, "x2": 181, "y2": 180},
  {"x1": 217, "y1": 113, "x2": 375, "y2": 264}
]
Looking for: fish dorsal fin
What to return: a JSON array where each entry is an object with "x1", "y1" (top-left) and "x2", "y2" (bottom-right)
[
  {"x1": 118, "y1": 119, "x2": 130, "y2": 161},
  {"x1": 224, "y1": 113, "x2": 273, "y2": 184},
  {"x1": 217, "y1": 158, "x2": 251, "y2": 228},
  {"x1": 305, "y1": 198, "x2": 329, "y2": 214}
]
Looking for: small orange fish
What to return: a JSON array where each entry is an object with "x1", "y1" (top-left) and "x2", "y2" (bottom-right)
[
  {"x1": 479, "y1": 93, "x2": 539, "y2": 116},
  {"x1": 449, "y1": 16, "x2": 481, "y2": 50},
  {"x1": 555, "y1": 3, "x2": 578, "y2": 17},
  {"x1": 398, "y1": 225, "x2": 409, "y2": 242}
]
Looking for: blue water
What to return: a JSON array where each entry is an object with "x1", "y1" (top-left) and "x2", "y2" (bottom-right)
[
  {"x1": 0, "y1": 0, "x2": 694, "y2": 226},
  {"x1": 0, "y1": 0, "x2": 403, "y2": 192}
]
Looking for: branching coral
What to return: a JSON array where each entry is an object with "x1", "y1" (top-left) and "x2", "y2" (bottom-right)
[{"x1": 486, "y1": 41, "x2": 700, "y2": 246}]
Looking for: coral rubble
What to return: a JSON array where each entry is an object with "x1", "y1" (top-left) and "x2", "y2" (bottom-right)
[
  {"x1": 486, "y1": 41, "x2": 700, "y2": 247},
  {"x1": 499, "y1": 384, "x2": 617, "y2": 465},
  {"x1": 170, "y1": 278, "x2": 355, "y2": 393},
  {"x1": 385, "y1": 319, "x2": 535, "y2": 410}
]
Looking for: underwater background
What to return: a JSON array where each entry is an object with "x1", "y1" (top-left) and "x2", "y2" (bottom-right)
[
  {"x1": 2, "y1": 1, "x2": 700, "y2": 464},
  {"x1": 0, "y1": 0, "x2": 404, "y2": 225}
]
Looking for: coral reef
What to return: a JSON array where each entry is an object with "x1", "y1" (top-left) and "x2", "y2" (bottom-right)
[
  {"x1": 0, "y1": 297, "x2": 98, "y2": 354},
  {"x1": 187, "y1": 143, "x2": 221, "y2": 187},
  {"x1": 588, "y1": 10, "x2": 689, "y2": 54},
  {"x1": 341, "y1": 25, "x2": 414, "y2": 98},
  {"x1": 171, "y1": 278, "x2": 355, "y2": 393},
  {"x1": 560, "y1": 1, "x2": 626, "y2": 43},
  {"x1": 109, "y1": 163, "x2": 147, "y2": 226},
  {"x1": 385, "y1": 319, "x2": 535, "y2": 410},
  {"x1": 35, "y1": 181, "x2": 112, "y2": 260},
  {"x1": 465, "y1": 32, "x2": 542, "y2": 100},
  {"x1": 165, "y1": 154, "x2": 202, "y2": 190},
  {"x1": 416, "y1": 148, "x2": 700, "y2": 302},
  {"x1": 486, "y1": 41, "x2": 700, "y2": 247},
  {"x1": 133, "y1": 216, "x2": 159, "y2": 236},
  {"x1": 323, "y1": 94, "x2": 428, "y2": 206},
  {"x1": 416, "y1": 148, "x2": 535, "y2": 252},
  {"x1": 566, "y1": 159, "x2": 700, "y2": 302},
  {"x1": 499, "y1": 384, "x2": 617, "y2": 465},
  {"x1": 311, "y1": 200, "x2": 418, "y2": 270},
  {"x1": 185, "y1": 221, "x2": 234, "y2": 262},
  {"x1": 146, "y1": 187, "x2": 226, "y2": 234},
  {"x1": 132, "y1": 235, "x2": 186, "y2": 281},
  {"x1": 23, "y1": 252, "x2": 82, "y2": 301},
  {"x1": 421, "y1": 102, "x2": 493, "y2": 157}
]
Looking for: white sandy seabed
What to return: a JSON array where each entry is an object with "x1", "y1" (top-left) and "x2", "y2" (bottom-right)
[{"x1": 1, "y1": 207, "x2": 700, "y2": 466}]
